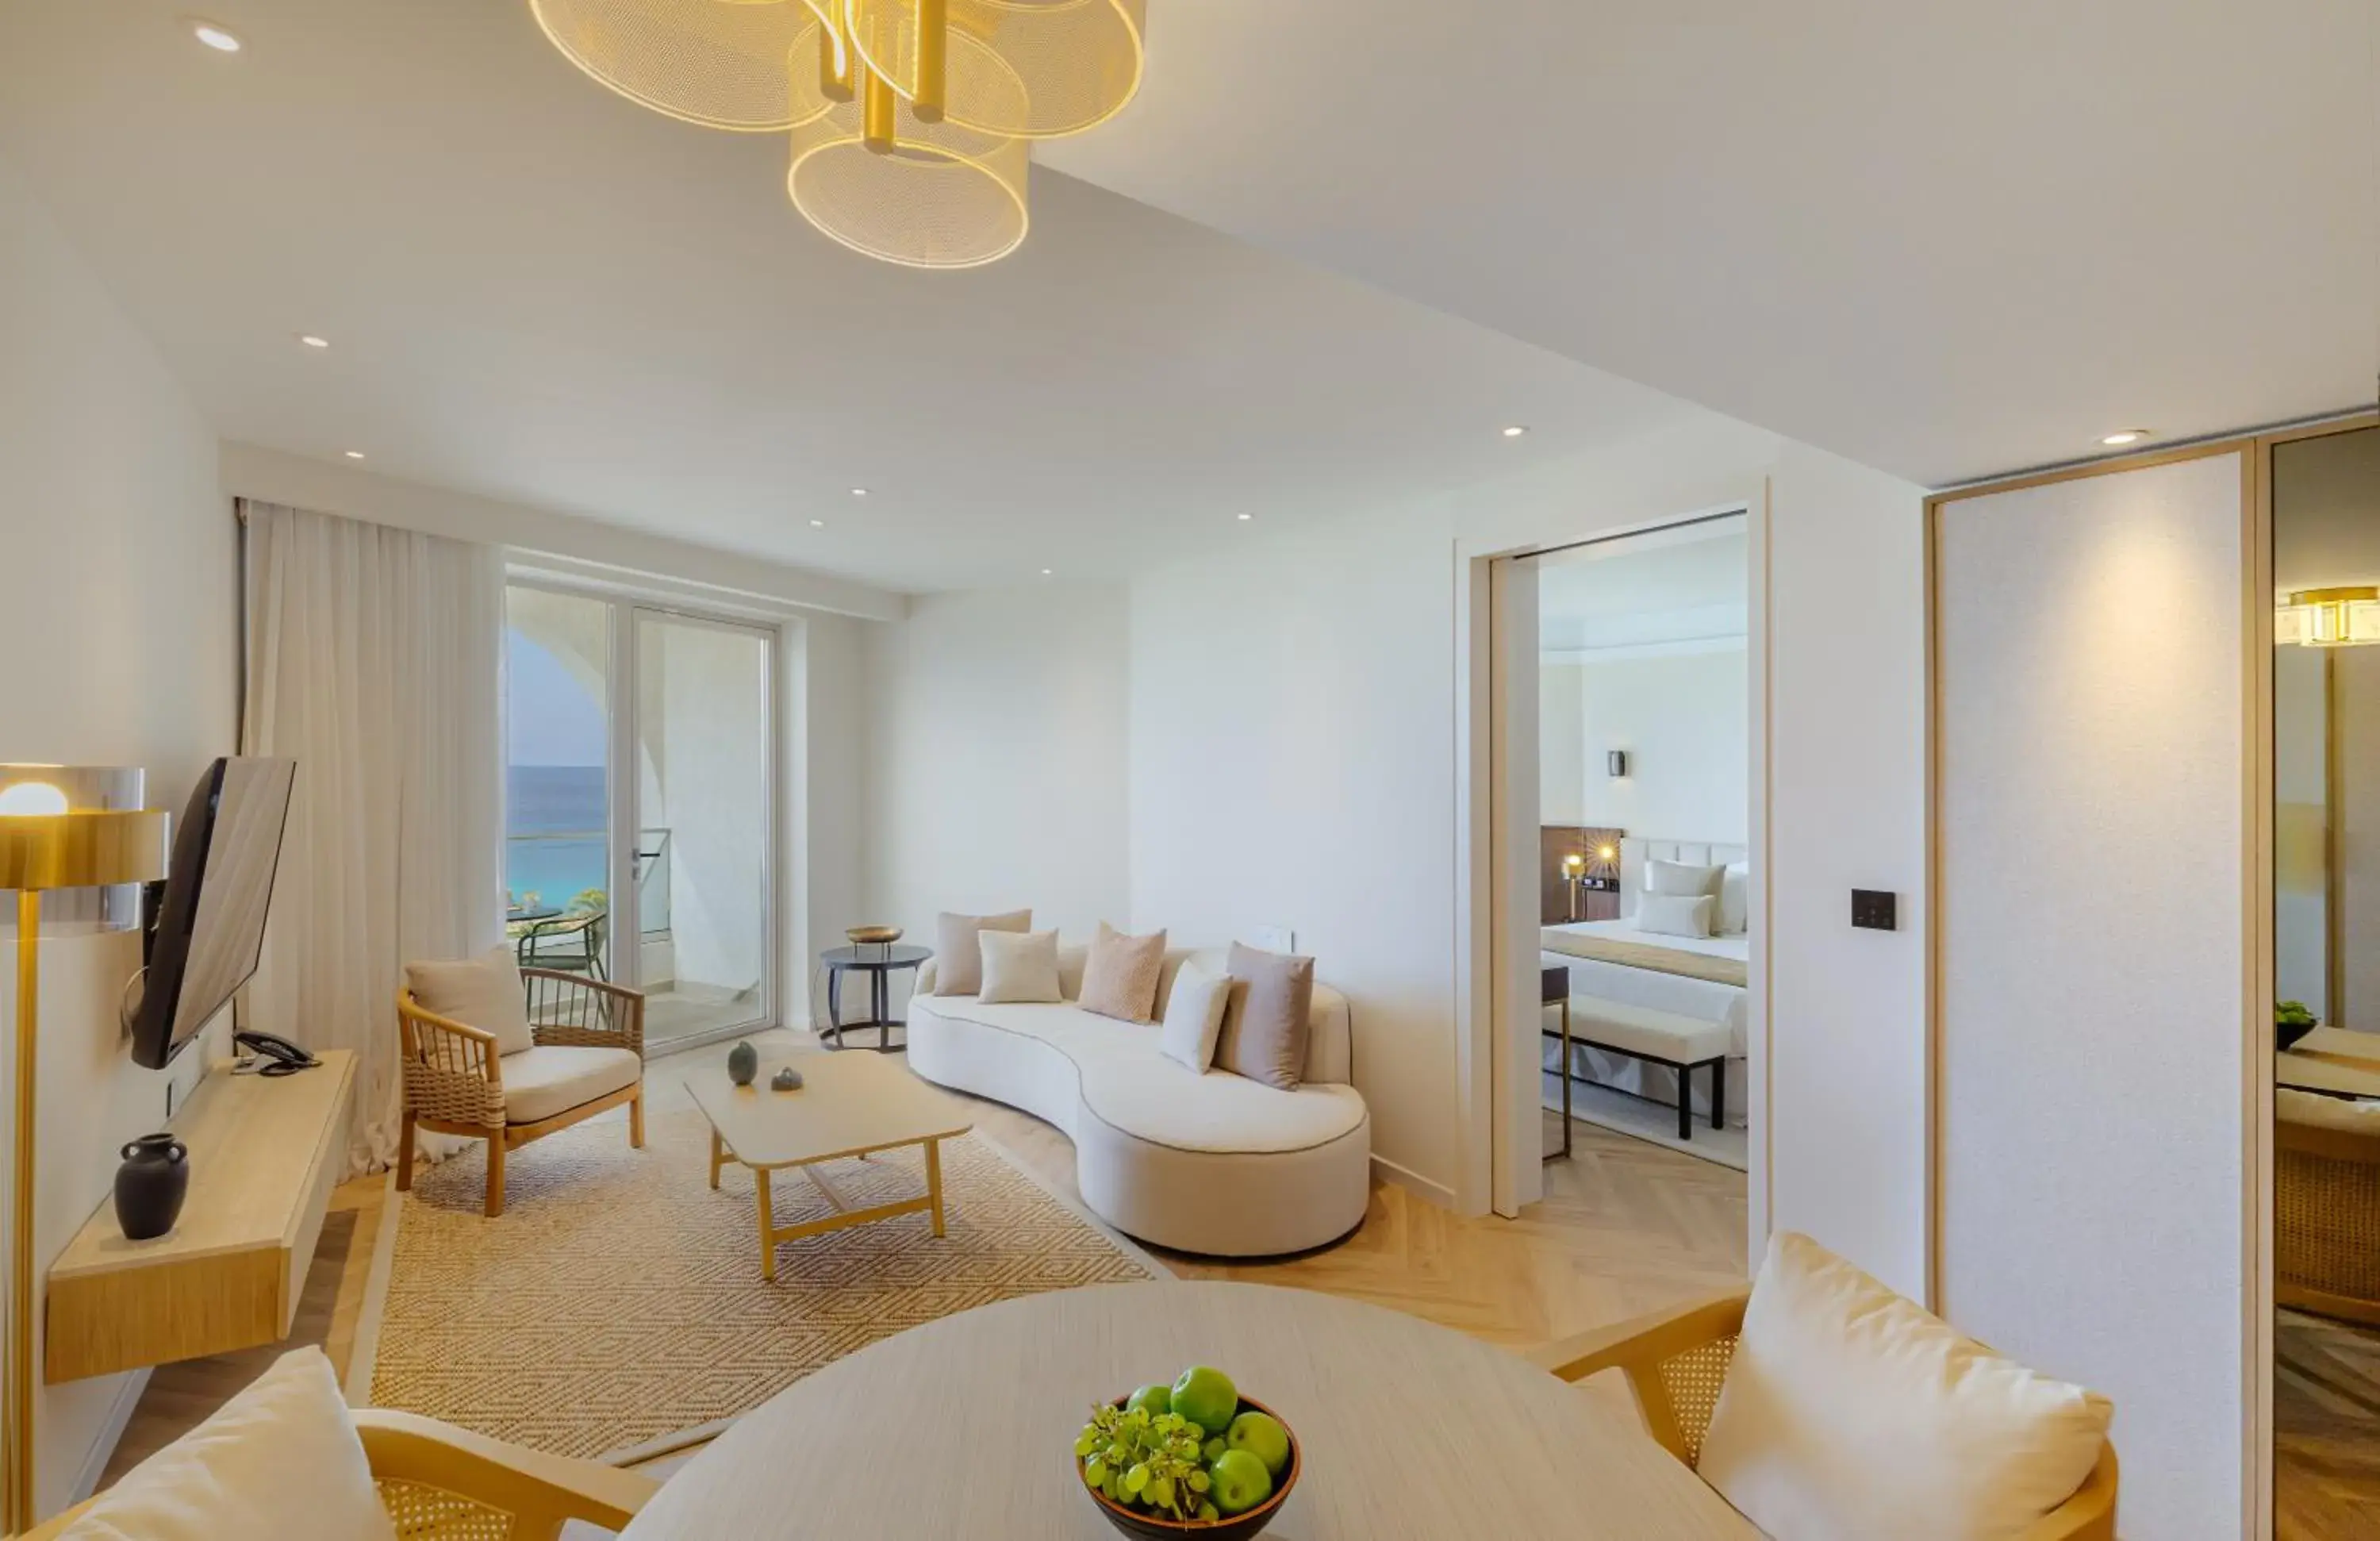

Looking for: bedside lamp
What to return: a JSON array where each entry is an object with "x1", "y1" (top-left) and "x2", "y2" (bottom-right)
[
  {"x1": 0, "y1": 770, "x2": 168, "y2": 1532},
  {"x1": 1560, "y1": 852, "x2": 1586, "y2": 921}
]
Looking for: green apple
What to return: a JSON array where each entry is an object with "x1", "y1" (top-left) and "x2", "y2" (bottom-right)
[
  {"x1": 1226, "y1": 1410, "x2": 1292, "y2": 1477},
  {"x1": 1170, "y1": 1366, "x2": 1238, "y2": 1435},
  {"x1": 1207, "y1": 1448, "x2": 1274, "y2": 1516},
  {"x1": 1126, "y1": 1383, "x2": 1172, "y2": 1417}
]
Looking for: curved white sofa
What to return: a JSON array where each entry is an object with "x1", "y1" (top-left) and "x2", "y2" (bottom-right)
[{"x1": 907, "y1": 947, "x2": 1370, "y2": 1257}]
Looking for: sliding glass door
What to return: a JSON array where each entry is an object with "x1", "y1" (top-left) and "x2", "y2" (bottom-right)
[{"x1": 504, "y1": 582, "x2": 776, "y2": 1052}]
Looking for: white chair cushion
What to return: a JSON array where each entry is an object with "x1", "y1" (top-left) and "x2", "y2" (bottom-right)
[
  {"x1": 63, "y1": 1346, "x2": 396, "y2": 1540},
  {"x1": 1569, "y1": 997, "x2": 1733, "y2": 1063},
  {"x1": 406, "y1": 947, "x2": 536, "y2": 1057},
  {"x1": 2279, "y1": 1086, "x2": 2380, "y2": 1133},
  {"x1": 1698, "y1": 1231, "x2": 2113, "y2": 1541},
  {"x1": 500, "y1": 1044, "x2": 641, "y2": 1125}
]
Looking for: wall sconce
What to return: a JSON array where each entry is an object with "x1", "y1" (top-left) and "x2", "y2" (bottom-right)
[
  {"x1": 2277, "y1": 586, "x2": 2380, "y2": 648},
  {"x1": 1606, "y1": 751, "x2": 1630, "y2": 778}
]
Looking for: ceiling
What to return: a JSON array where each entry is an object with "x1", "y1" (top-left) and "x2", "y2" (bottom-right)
[
  {"x1": 4, "y1": 3, "x2": 2373, "y2": 597},
  {"x1": 0, "y1": 0, "x2": 1702, "y2": 595},
  {"x1": 1537, "y1": 517, "x2": 1748, "y2": 653},
  {"x1": 1046, "y1": 0, "x2": 2379, "y2": 487}
]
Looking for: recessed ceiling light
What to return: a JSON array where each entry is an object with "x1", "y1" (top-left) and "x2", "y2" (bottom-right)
[
  {"x1": 850, "y1": 487, "x2": 869, "y2": 498},
  {"x1": 1501, "y1": 425, "x2": 1528, "y2": 438},
  {"x1": 2100, "y1": 428, "x2": 2150, "y2": 447},
  {"x1": 1040, "y1": 568, "x2": 1054, "y2": 577},
  {"x1": 1236, "y1": 513, "x2": 1253, "y2": 522},
  {"x1": 809, "y1": 519, "x2": 826, "y2": 528},
  {"x1": 190, "y1": 19, "x2": 242, "y2": 52},
  {"x1": 344, "y1": 450, "x2": 365, "y2": 459},
  {"x1": 298, "y1": 334, "x2": 329, "y2": 348}
]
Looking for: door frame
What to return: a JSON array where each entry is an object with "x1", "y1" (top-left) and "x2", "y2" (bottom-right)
[{"x1": 505, "y1": 573, "x2": 784, "y2": 1049}]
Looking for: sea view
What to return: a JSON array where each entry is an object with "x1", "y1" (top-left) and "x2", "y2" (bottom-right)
[{"x1": 507, "y1": 764, "x2": 606, "y2": 909}]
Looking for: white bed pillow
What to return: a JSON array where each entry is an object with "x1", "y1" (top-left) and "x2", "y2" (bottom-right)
[
  {"x1": 1645, "y1": 859, "x2": 1725, "y2": 899},
  {"x1": 978, "y1": 928, "x2": 1064, "y2": 1004},
  {"x1": 1158, "y1": 961, "x2": 1231, "y2": 1073},
  {"x1": 63, "y1": 1347, "x2": 397, "y2": 1541},
  {"x1": 1698, "y1": 1232, "x2": 2112, "y2": 1541},
  {"x1": 1637, "y1": 893, "x2": 1714, "y2": 940},
  {"x1": 1720, "y1": 862, "x2": 1751, "y2": 935}
]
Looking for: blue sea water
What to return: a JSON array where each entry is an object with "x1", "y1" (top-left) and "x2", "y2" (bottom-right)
[{"x1": 507, "y1": 765, "x2": 605, "y2": 909}]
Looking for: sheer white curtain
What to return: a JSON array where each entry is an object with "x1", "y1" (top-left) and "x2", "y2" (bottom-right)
[{"x1": 240, "y1": 501, "x2": 504, "y2": 1176}]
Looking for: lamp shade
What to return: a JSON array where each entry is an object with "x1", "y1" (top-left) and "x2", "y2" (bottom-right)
[
  {"x1": 845, "y1": 0, "x2": 1145, "y2": 139},
  {"x1": 530, "y1": 0, "x2": 830, "y2": 132},
  {"x1": 0, "y1": 810, "x2": 169, "y2": 892},
  {"x1": 787, "y1": 22, "x2": 1031, "y2": 269}
]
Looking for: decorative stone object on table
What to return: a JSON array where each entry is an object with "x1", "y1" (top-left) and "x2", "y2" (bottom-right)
[
  {"x1": 728, "y1": 1041, "x2": 759, "y2": 1087},
  {"x1": 771, "y1": 1066, "x2": 804, "y2": 1093},
  {"x1": 113, "y1": 1132, "x2": 190, "y2": 1241}
]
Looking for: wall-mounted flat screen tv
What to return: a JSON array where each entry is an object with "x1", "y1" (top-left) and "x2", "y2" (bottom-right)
[{"x1": 129, "y1": 757, "x2": 297, "y2": 1070}]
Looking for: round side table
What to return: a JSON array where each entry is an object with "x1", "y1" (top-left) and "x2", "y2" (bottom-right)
[{"x1": 819, "y1": 944, "x2": 932, "y2": 1052}]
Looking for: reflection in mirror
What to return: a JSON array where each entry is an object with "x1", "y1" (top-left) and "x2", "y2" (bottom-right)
[{"x1": 2271, "y1": 424, "x2": 2380, "y2": 1539}]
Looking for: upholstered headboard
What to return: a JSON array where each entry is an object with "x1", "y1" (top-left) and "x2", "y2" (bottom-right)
[{"x1": 1618, "y1": 837, "x2": 1749, "y2": 920}]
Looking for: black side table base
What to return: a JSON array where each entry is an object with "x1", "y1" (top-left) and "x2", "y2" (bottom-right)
[{"x1": 822, "y1": 944, "x2": 931, "y2": 1055}]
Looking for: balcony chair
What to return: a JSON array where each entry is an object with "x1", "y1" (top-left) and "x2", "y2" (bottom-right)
[
  {"x1": 397, "y1": 958, "x2": 645, "y2": 1217},
  {"x1": 516, "y1": 907, "x2": 607, "y2": 980}
]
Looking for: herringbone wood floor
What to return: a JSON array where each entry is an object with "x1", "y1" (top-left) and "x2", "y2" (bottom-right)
[{"x1": 110, "y1": 1030, "x2": 1748, "y2": 1489}]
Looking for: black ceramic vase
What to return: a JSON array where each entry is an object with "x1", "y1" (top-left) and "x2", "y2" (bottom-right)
[{"x1": 114, "y1": 1133, "x2": 190, "y2": 1241}]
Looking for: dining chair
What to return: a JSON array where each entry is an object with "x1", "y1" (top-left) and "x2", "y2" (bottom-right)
[
  {"x1": 1532, "y1": 1265, "x2": 2117, "y2": 1539},
  {"x1": 519, "y1": 908, "x2": 608, "y2": 979}
]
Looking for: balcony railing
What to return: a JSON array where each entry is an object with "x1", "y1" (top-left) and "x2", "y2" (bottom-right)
[{"x1": 504, "y1": 827, "x2": 672, "y2": 937}]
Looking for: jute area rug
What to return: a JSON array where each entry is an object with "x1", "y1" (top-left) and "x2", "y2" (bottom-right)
[{"x1": 365, "y1": 1107, "x2": 1157, "y2": 1461}]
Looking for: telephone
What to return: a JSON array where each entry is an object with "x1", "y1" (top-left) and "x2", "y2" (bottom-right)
[{"x1": 232, "y1": 1030, "x2": 320, "y2": 1077}]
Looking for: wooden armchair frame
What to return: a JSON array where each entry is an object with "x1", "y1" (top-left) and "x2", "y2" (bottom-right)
[
  {"x1": 1530, "y1": 1287, "x2": 2119, "y2": 1541},
  {"x1": 25, "y1": 1407, "x2": 660, "y2": 1540},
  {"x1": 396, "y1": 968, "x2": 647, "y2": 1217}
]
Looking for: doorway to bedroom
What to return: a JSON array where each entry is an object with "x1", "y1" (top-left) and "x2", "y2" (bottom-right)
[{"x1": 1527, "y1": 513, "x2": 1752, "y2": 1177}]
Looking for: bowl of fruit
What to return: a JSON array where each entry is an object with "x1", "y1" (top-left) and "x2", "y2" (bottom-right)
[{"x1": 1073, "y1": 1365, "x2": 1299, "y2": 1539}]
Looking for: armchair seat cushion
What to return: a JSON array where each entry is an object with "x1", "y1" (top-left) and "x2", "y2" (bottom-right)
[{"x1": 501, "y1": 1045, "x2": 641, "y2": 1126}]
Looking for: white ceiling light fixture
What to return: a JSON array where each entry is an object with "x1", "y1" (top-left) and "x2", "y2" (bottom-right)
[
  {"x1": 344, "y1": 450, "x2": 365, "y2": 459},
  {"x1": 1040, "y1": 567, "x2": 1054, "y2": 576},
  {"x1": 1502, "y1": 425, "x2": 1527, "y2": 438},
  {"x1": 298, "y1": 334, "x2": 329, "y2": 348},
  {"x1": 810, "y1": 518, "x2": 827, "y2": 528},
  {"x1": 850, "y1": 487, "x2": 869, "y2": 497},
  {"x1": 2098, "y1": 429, "x2": 2149, "y2": 447},
  {"x1": 188, "y1": 18, "x2": 242, "y2": 52},
  {"x1": 1236, "y1": 512, "x2": 1253, "y2": 521}
]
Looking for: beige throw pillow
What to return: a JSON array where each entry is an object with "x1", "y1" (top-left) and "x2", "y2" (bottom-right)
[
  {"x1": 1215, "y1": 943, "x2": 1315, "y2": 1091},
  {"x1": 932, "y1": 909, "x2": 1031, "y2": 996},
  {"x1": 978, "y1": 928, "x2": 1064, "y2": 1004},
  {"x1": 1078, "y1": 922, "x2": 1169, "y2": 1023},
  {"x1": 1696, "y1": 1232, "x2": 2113, "y2": 1541},
  {"x1": 1158, "y1": 962, "x2": 1230, "y2": 1073},
  {"x1": 63, "y1": 1346, "x2": 397, "y2": 1541},
  {"x1": 405, "y1": 946, "x2": 535, "y2": 1057}
]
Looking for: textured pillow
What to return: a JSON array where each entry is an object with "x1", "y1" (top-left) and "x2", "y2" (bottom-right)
[
  {"x1": 1216, "y1": 943, "x2": 1316, "y2": 1091},
  {"x1": 1645, "y1": 858, "x2": 1725, "y2": 898},
  {"x1": 978, "y1": 928, "x2": 1063, "y2": 1004},
  {"x1": 1720, "y1": 861, "x2": 1751, "y2": 935},
  {"x1": 1158, "y1": 962, "x2": 1231, "y2": 1073},
  {"x1": 1637, "y1": 893, "x2": 1715, "y2": 940},
  {"x1": 932, "y1": 909, "x2": 1031, "y2": 996},
  {"x1": 1079, "y1": 922, "x2": 1169, "y2": 1023},
  {"x1": 63, "y1": 1346, "x2": 397, "y2": 1541},
  {"x1": 1698, "y1": 1232, "x2": 2113, "y2": 1541},
  {"x1": 405, "y1": 946, "x2": 535, "y2": 1058}
]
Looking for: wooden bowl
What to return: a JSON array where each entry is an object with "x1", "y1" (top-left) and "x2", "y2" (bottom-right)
[
  {"x1": 2279, "y1": 1018, "x2": 2318, "y2": 1053},
  {"x1": 1078, "y1": 1393, "x2": 1299, "y2": 1541},
  {"x1": 845, "y1": 925, "x2": 903, "y2": 946}
]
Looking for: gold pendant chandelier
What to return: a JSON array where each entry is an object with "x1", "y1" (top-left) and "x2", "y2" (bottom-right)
[{"x1": 529, "y1": 0, "x2": 1146, "y2": 269}]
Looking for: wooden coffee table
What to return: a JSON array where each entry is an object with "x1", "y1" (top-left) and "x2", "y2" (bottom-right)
[{"x1": 683, "y1": 1053, "x2": 973, "y2": 1281}]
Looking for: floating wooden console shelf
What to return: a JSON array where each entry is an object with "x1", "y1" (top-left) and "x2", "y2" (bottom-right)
[{"x1": 44, "y1": 1050, "x2": 354, "y2": 1384}]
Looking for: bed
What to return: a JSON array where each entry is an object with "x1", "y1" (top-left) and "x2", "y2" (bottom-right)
[{"x1": 1537, "y1": 839, "x2": 1750, "y2": 1132}]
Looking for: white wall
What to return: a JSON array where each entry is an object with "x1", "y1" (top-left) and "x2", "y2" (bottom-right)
[
  {"x1": 788, "y1": 611, "x2": 870, "y2": 1028},
  {"x1": 1568, "y1": 648, "x2": 1749, "y2": 844},
  {"x1": 862, "y1": 586, "x2": 1131, "y2": 952},
  {"x1": 1937, "y1": 453, "x2": 2247, "y2": 1540},
  {"x1": 0, "y1": 153, "x2": 240, "y2": 1513},
  {"x1": 1537, "y1": 662, "x2": 1586, "y2": 824}
]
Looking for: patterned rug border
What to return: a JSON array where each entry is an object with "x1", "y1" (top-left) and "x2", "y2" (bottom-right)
[{"x1": 347, "y1": 1108, "x2": 1169, "y2": 1463}]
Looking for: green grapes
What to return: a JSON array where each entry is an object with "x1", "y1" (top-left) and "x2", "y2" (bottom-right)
[{"x1": 1075, "y1": 1400, "x2": 1218, "y2": 1524}]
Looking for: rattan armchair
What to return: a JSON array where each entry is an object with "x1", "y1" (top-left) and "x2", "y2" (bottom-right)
[
  {"x1": 2277, "y1": 1090, "x2": 2380, "y2": 1324},
  {"x1": 25, "y1": 1407, "x2": 660, "y2": 1539},
  {"x1": 1530, "y1": 1287, "x2": 2119, "y2": 1541},
  {"x1": 396, "y1": 967, "x2": 647, "y2": 1217}
]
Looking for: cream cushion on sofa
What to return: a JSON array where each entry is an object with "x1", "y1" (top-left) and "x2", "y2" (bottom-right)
[
  {"x1": 1697, "y1": 1231, "x2": 2112, "y2": 1541},
  {"x1": 501, "y1": 1043, "x2": 642, "y2": 1125},
  {"x1": 63, "y1": 1346, "x2": 394, "y2": 1540},
  {"x1": 406, "y1": 947, "x2": 535, "y2": 1056},
  {"x1": 979, "y1": 928, "x2": 1063, "y2": 1004}
]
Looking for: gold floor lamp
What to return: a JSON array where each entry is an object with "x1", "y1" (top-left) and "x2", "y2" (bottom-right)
[{"x1": 0, "y1": 777, "x2": 167, "y2": 1534}]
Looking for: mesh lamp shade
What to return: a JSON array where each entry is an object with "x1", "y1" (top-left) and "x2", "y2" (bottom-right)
[
  {"x1": 787, "y1": 27, "x2": 1031, "y2": 269},
  {"x1": 531, "y1": 0, "x2": 827, "y2": 131},
  {"x1": 846, "y1": 0, "x2": 1145, "y2": 139}
]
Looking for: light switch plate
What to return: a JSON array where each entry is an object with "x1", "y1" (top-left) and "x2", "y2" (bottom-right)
[{"x1": 1851, "y1": 890, "x2": 1898, "y2": 932}]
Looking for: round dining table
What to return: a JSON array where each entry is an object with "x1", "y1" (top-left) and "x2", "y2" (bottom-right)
[{"x1": 620, "y1": 1281, "x2": 1758, "y2": 1539}]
